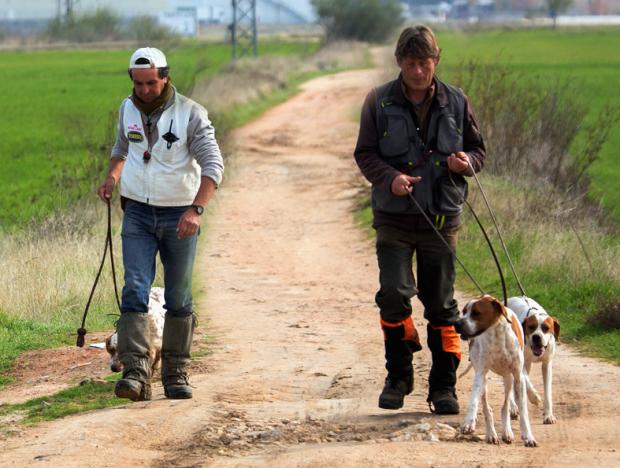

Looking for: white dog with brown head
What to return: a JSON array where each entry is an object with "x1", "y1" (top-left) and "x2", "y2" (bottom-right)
[
  {"x1": 455, "y1": 294, "x2": 539, "y2": 447},
  {"x1": 507, "y1": 296, "x2": 560, "y2": 424}
]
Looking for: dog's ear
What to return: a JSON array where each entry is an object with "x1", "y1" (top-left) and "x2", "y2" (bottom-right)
[
  {"x1": 105, "y1": 336, "x2": 113, "y2": 353},
  {"x1": 490, "y1": 296, "x2": 509, "y2": 321},
  {"x1": 552, "y1": 317, "x2": 561, "y2": 342}
]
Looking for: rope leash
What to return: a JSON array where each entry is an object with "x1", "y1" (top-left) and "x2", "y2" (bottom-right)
[{"x1": 76, "y1": 199, "x2": 121, "y2": 347}]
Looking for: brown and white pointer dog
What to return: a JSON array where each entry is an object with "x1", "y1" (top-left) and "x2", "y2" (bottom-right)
[
  {"x1": 508, "y1": 296, "x2": 560, "y2": 424},
  {"x1": 455, "y1": 295, "x2": 539, "y2": 447}
]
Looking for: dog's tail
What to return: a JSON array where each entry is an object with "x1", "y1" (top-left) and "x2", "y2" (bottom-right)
[{"x1": 458, "y1": 362, "x2": 473, "y2": 379}]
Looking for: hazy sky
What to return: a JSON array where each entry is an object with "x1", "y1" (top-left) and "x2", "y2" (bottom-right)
[
  {"x1": 0, "y1": 0, "x2": 315, "y2": 20},
  {"x1": 2, "y1": 0, "x2": 173, "y2": 20}
]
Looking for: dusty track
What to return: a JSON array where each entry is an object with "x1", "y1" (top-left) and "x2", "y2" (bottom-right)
[{"x1": 1, "y1": 69, "x2": 619, "y2": 467}]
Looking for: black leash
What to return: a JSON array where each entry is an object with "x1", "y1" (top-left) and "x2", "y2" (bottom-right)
[
  {"x1": 76, "y1": 199, "x2": 122, "y2": 347},
  {"x1": 406, "y1": 192, "x2": 486, "y2": 295},
  {"x1": 467, "y1": 165, "x2": 528, "y2": 298}
]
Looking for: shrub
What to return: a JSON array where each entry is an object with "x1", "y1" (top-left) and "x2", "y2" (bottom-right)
[
  {"x1": 311, "y1": 0, "x2": 404, "y2": 43},
  {"x1": 45, "y1": 8, "x2": 121, "y2": 42},
  {"x1": 44, "y1": 8, "x2": 177, "y2": 44},
  {"x1": 587, "y1": 301, "x2": 620, "y2": 330},
  {"x1": 128, "y1": 16, "x2": 176, "y2": 43}
]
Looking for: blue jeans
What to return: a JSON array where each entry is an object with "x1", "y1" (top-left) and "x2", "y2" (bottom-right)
[{"x1": 120, "y1": 200, "x2": 197, "y2": 317}]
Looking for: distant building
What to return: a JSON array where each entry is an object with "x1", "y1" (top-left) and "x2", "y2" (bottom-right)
[{"x1": 193, "y1": 0, "x2": 315, "y2": 24}]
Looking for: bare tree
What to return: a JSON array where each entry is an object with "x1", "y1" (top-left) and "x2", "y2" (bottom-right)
[{"x1": 547, "y1": 0, "x2": 573, "y2": 28}]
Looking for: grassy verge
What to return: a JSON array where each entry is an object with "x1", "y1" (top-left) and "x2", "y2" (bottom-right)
[
  {"x1": 0, "y1": 378, "x2": 122, "y2": 426},
  {"x1": 0, "y1": 314, "x2": 70, "y2": 386}
]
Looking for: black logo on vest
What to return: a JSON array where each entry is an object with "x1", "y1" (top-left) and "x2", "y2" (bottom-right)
[{"x1": 162, "y1": 119, "x2": 179, "y2": 149}]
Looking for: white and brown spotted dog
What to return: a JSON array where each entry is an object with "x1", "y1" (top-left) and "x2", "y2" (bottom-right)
[
  {"x1": 455, "y1": 295, "x2": 540, "y2": 447},
  {"x1": 507, "y1": 296, "x2": 560, "y2": 425},
  {"x1": 105, "y1": 287, "x2": 166, "y2": 374}
]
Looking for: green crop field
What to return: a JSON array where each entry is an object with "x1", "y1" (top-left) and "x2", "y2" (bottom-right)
[
  {"x1": 0, "y1": 40, "x2": 318, "y2": 229},
  {"x1": 435, "y1": 27, "x2": 620, "y2": 220}
]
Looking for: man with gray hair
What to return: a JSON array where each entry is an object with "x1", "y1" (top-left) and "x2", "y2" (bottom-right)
[
  {"x1": 354, "y1": 25, "x2": 485, "y2": 414},
  {"x1": 97, "y1": 47, "x2": 224, "y2": 401}
]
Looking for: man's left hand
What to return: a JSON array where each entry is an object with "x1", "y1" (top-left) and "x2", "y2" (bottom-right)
[
  {"x1": 176, "y1": 209, "x2": 200, "y2": 239},
  {"x1": 447, "y1": 151, "x2": 471, "y2": 174}
]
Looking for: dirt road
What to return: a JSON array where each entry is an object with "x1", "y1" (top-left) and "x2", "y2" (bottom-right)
[{"x1": 1, "y1": 69, "x2": 620, "y2": 467}]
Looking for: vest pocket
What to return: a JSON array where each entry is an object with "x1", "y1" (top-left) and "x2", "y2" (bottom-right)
[
  {"x1": 379, "y1": 115, "x2": 410, "y2": 157},
  {"x1": 435, "y1": 113, "x2": 463, "y2": 155},
  {"x1": 158, "y1": 141, "x2": 186, "y2": 163},
  {"x1": 372, "y1": 185, "x2": 418, "y2": 213},
  {"x1": 433, "y1": 173, "x2": 467, "y2": 215}
]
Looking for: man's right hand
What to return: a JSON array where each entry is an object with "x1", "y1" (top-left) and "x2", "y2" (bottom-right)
[
  {"x1": 97, "y1": 175, "x2": 116, "y2": 202},
  {"x1": 391, "y1": 174, "x2": 422, "y2": 196}
]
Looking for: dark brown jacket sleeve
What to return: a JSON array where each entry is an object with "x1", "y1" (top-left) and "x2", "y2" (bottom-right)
[
  {"x1": 462, "y1": 94, "x2": 486, "y2": 174},
  {"x1": 353, "y1": 89, "x2": 401, "y2": 193}
]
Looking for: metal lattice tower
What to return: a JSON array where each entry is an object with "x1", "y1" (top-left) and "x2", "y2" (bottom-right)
[
  {"x1": 57, "y1": 0, "x2": 80, "y2": 18},
  {"x1": 231, "y1": 0, "x2": 257, "y2": 60}
]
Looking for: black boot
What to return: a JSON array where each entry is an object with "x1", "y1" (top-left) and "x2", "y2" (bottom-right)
[
  {"x1": 427, "y1": 324, "x2": 461, "y2": 415},
  {"x1": 379, "y1": 373, "x2": 413, "y2": 410},
  {"x1": 161, "y1": 314, "x2": 196, "y2": 399},
  {"x1": 378, "y1": 318, "x2": 421, "y2": 410},
  {"x1": 114, "y1": 312, "x2": 152, "y2": 401}
]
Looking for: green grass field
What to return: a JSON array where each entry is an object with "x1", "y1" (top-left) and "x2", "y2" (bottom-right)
[
  {"x1": 0, "y1": 40, "x2": 318, "y2": 229},
  {"x1": 436, "y1": 27, "x2": 620, "y2": 220}
]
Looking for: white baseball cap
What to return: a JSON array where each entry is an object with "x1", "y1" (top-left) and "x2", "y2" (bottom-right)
[{"x1": 129, "y1": 47, "x2": 167, "y2": 69}]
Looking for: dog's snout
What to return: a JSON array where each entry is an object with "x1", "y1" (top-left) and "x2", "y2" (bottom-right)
[
  {"x1": 110, "y1": 363, "x2": 123, "y2": 373},
  {"x1": 532, "y1": 334, "x2": 543, "y2": 346},
  {"x1": 454, "y1": 320, "x2": 464, "y2": 334}
]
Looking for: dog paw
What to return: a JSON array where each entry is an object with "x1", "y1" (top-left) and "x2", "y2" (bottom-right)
[
  {"x1": 543, "y1": 414, "x2": 557, "y2": 424},
  {"x1": 502, "y1": 430, "x2": 514, "y2": 444},
  {"x1": 486, "y1": 433, "x2": 500, "y2": 445},
  {"x1": 523, "y1": 437, "x2": 538, "y2": 448},
  {"x1": 461, "y1": 422, "x2": 476, "y2": 434},
  {"x1": 527, "y1": 390, "x2": 542, "y2": 406}
]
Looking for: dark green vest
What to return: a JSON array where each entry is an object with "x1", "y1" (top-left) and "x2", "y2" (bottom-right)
[{"x1": 373, "y1": 78, "x2": 468, "y2": 216}]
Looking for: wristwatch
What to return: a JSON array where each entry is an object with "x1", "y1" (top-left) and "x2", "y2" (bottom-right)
[{"x1": 191, "y1": 205, "x2": 204, "y2": 215}]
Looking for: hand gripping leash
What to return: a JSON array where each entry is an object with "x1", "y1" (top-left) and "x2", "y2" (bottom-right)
[{"x1": 76, "y1": 199, "x2": 122, "y2": 347}]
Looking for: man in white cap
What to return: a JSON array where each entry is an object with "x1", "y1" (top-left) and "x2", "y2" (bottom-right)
[{"x1": 97, "y1": 47, "x2": 224, "y2": 401}]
